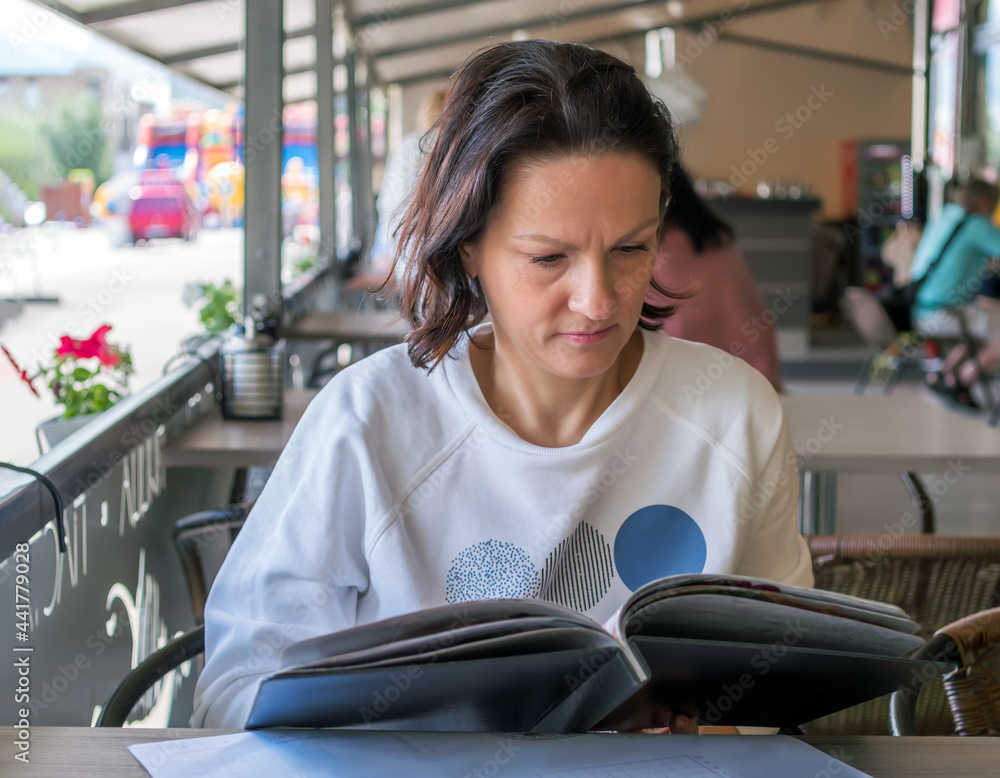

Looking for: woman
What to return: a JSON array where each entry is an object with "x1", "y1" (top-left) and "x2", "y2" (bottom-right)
[
  {"x1": 350, "y1": 88, "x2": 448, "y2": 294},
  {"x1": 647, "y1": 167, "x2": 783, "y2": 391},
  {"x1": 193, "y1": 40, "x2": 812, "y2": 732}
]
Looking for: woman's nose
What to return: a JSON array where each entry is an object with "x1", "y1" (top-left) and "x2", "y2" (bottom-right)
[{"x1": 568, "y1": 260, "x2": 619, "y2": 321}]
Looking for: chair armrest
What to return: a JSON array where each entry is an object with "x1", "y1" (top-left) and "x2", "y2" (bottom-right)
[
  {"x1": 937, "y1": 606, "x2": 1000, "y2": 665},
  {"x1": 888, "y1": 608, "x2": 1000, "y2": 735},
  {"x1": 95, "y1": 625, "x2": 205, "y2": 727},
  {"x1": 889, "y1": 633, "x2": 958, "y2": 736}
]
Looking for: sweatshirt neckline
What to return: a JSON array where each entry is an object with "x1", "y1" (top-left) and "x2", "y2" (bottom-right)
[{"x1": 444, "y1": 322, "x2": 667, "y2": 454}]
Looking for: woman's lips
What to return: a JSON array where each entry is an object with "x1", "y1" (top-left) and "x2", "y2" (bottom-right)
[{"x1": 560, "y1": 325, "x2": 614, "y2": 344}]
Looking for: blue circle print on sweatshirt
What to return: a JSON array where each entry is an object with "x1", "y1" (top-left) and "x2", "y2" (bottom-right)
[{"x1": 614, "y1": 505, "x2": 707, "y2": 591}]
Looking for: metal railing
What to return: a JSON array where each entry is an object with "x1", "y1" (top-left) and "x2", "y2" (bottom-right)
[{"x1": 0, "y1": 337, "x2": 223, "y2": 560}]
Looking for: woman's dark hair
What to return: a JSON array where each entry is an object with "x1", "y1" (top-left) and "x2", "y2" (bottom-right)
[
  {"x1": 665, "y1": 166, "x2": 734, "y2": 253},
  {"x1": 393, "y1": 39, "x2": 682, "y2": 370}
]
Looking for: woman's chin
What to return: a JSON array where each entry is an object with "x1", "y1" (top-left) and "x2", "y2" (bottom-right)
[{"x1": 545, "y1": 348, "x2": 621, "y2": 380}]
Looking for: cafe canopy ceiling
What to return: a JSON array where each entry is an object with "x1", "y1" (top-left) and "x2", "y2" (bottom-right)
[{"x1": 41, "y1": 0, "x2": 904, "y2": 103}]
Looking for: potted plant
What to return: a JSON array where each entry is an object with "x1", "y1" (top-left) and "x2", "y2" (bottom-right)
[
  {"x1": 184, "y1": 279, "x2": 240, "y2": 334},
  {"x1": 2, "y1": 324, "x2": 134, "y2": 453}
]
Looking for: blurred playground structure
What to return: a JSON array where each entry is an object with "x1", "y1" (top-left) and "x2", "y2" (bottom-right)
[{"x1": 87, "y1": 101, "x2": 340, "y2": 243}]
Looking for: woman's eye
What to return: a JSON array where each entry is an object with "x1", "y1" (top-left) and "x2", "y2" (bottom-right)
[
  {"x1": 618, "y1": 244, "x2": 650, "y2": 254},
  {"x1": 528, "y1": 244, "x2": 649, "y2": 264}
]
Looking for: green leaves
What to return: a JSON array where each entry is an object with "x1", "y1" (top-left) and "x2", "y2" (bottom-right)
[
  {"x1": 37, "y1": 347, "x2": 133, "y2": 418},
  {"x1": 197, "y1": 279, "x2": 240, "y2": 333}
]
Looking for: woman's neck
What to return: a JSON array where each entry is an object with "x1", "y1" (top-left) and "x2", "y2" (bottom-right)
[{"x1": 469, "y1": 329, "x2": 644, "y2": 448}]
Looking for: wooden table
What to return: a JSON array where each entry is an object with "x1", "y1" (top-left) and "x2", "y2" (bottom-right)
[
  {"x1": 782, "y1": 394, "x2": 1000, "y2": 533},
  {"x1": 781, "y1": 394, "x2": 1000, "y2": 472},
  {"x1": 0, "y1": 728, "x2": 997, "y2": 776},
  {"x1": 285, "y1": 309, "x2": 409, "y2": 341},
  {"x1": 166, "y1": 390, "x2": 1000, "y2": 532},
  {"x1": 163, "y1": 391, "x2": 317, "y2": 468}
]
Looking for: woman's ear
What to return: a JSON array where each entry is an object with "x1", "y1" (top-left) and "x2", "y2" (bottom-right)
[{"x1": 458, "y1": 241, "x2": 478, "y2": 279}]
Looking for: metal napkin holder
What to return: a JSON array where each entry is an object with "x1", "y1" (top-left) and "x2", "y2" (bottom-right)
[{"x1": 218, "y1": 329, "x2": 285, "y2": 420}]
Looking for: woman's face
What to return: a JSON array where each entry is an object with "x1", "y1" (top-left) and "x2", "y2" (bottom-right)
[{"x1": 459, "y1": 153, "x2": 662, "y2": 382}]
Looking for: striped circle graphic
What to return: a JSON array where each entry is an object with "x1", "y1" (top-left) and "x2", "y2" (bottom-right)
[{"x1": 537, "y1": 522, "x2": 614, "y2": 612}]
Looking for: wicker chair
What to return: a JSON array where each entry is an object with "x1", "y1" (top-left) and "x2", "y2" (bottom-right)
[
  {"x1": 802, "y1": 535, "x2": 1000, "y2": 736},
  {"x1": 890, "y1": 606, "x2": 1000, "y2": 736}
]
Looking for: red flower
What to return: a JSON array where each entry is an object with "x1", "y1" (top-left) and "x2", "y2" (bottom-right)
[
  {"x1": 1, "y1": 344, "x2": 40, "y2": 398},
  {"x1": 56, "y1": 325, "x2": 122, "y2": 368}
]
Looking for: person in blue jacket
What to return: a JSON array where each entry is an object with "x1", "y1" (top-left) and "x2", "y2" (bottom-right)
[{"x1": 910, "y1": 179, "x2": 1000, "y2": 407}]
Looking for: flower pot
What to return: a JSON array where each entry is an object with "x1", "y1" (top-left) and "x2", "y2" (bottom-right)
[{"x1": 35, "y1": 413, "x2": 100, "y2": 456}]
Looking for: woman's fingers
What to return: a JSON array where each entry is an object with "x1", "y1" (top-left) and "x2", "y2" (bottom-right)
[
  {"x1": 669, "y1": 713, "x2": 698, "y2": 734},
  {"x1": 627, "y1": 714, "x2": 699, "y2": 735}
]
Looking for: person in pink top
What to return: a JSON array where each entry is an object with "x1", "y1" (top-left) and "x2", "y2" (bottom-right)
[{"x1": 646, "y1": 167, "x2": 783, "y2": 391}]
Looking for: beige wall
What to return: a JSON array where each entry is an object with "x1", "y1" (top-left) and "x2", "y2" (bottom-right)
[
  {"x1": 676, "y1": 0, "x2": 914, "y2": 219},
  {"x1": 395, "y1": 0, "x2": 916, "y2": 219}
]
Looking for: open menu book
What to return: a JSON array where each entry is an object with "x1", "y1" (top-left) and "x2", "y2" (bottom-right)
[{"x1": 245, "y1": 574, "x2": 949, "y2": 732}]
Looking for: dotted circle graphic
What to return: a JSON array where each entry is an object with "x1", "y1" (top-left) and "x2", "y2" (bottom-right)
[{"x1": 445, "y1": 540, "x2": 541, "y2": 603}]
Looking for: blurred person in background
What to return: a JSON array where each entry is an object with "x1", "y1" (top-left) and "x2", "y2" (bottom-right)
[
  {"x1": 646, "y1": 166, "x2": 783, "y2": 391},
  {"x1": 349, "y1": 89, "x2": 448, "y2": 295},
  {"x1": 910, "y1": 178, "x2": 1000, "y2": 408}
]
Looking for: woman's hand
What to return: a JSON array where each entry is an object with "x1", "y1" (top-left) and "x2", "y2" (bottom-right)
[
  {"x1": 593, "y1": 695, "x2": 700, "y2": 734},
  {"x1": 622, "y1": 712, "x2": 698, "y2": 735}
]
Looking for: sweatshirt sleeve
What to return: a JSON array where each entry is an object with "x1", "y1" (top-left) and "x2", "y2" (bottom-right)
[
  {"x1": 733, "y1": 387, "x2": 814, "y2": 590},
  {"x1": 191, "y1": 393, "x2": 372, "y2": 729}
]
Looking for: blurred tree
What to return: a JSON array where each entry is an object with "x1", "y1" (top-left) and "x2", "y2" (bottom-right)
[
  {"x1": 0, "y1": 110, "x2": 54, "y2": 201},
  {"x1": 42, "y1": 98, "x2": 111, "y2": 187}
]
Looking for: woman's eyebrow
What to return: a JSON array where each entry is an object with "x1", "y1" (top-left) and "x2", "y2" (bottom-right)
[{"x1": 513, "y1": 217, "x2": 660, "y2": 249}]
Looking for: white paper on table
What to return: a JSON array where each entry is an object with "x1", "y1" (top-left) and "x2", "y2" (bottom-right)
[{"x1": 128, "y1": 730, "x2": 873, "y2": 778}]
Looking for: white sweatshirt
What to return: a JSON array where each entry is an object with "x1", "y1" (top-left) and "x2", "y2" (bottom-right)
[{"x1": 192, "y1": 324, "x2": 813, "y2": 729}]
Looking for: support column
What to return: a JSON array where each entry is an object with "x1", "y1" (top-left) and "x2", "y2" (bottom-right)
[
  {"x1": 359, "y1": 56, "x2": 375, "y2": 251},
  {"x1": 346, "y1": 50, "x2": 365, "y2": 250},
  {"x1": 316, "y1": 0, "x2": 338, "y2": 264},
  {"x1": 244, "y1": 0, "x2": 284, "y2": 336}
]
